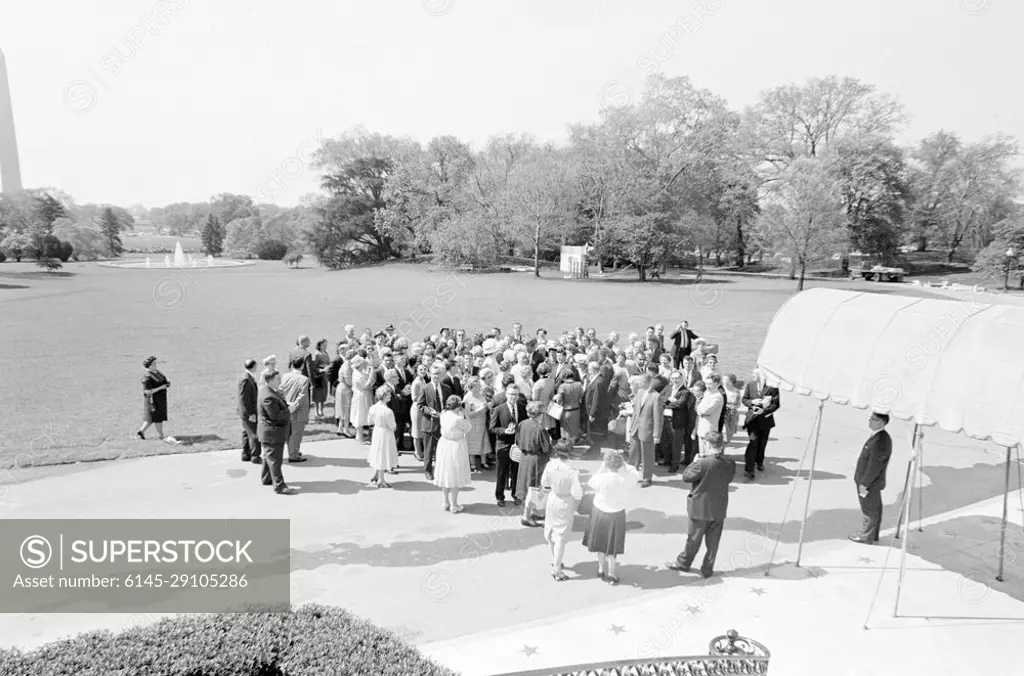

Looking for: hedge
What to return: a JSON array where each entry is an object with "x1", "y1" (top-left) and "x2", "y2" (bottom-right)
[{"x1": 0, "y1": 604, "x2": 458, "y2": 676}]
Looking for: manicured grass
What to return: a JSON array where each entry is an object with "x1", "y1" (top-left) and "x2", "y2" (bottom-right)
[
  {"x1": 121, "y1": 234, "x2": 203, "y2": 251},
  {"x1": 0, "y1": 260, "x2": 935, "y2": 471}
]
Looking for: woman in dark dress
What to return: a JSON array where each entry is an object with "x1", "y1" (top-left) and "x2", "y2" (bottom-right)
[
  {"x1": 514, "y1": 401, "x2": 553, "y2": 528},
  {"x1": 136, "y1": 356, "x2": 179, "y2": 443}
]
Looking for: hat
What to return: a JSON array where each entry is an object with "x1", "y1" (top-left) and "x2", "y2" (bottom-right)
[
  {"x1": 573, "y1": 354, "x2": 587, "y2": 365},
  {"x1": 350, "y1": 356, "x2": 366, "y2": 368},
  {"x1": 471, "y1": 345, "x2": 483, "y2": 356},
  {"x1": 385, "y1": 324, "x2": 395, "y2": 331},
  {"x1": 143, "y1": 355, "x2": 157, "y2": 368},
  {"x1": 482, "y1": 338, "x2": 500, "y2": 355}
]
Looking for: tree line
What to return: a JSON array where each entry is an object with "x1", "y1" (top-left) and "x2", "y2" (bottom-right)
[{"x1": 2, "y1": 73, "x2": 1020, "y2": 287}]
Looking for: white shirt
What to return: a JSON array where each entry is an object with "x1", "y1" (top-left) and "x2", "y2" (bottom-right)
[{"x1": 589, "y1": 464, "x2": 641, "y2": 513}]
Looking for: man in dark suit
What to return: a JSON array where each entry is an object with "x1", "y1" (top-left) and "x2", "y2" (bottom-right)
[
  {"x1": 741, "y1": 368, "x2": 780, "y2": 480},
  {"x1": 490, "y1": 381, "x2": 528, "y2": 507},
  {"x1": 238, "y1": 358, "x2": 261, "y2": 464},
  {"x1": 850, "y1": 412, "x2": 893, "y2": 544},
  {"x1": 680, "y1": 355, "x2": 702, "y2": 389},
  {"x1": 257, "y1": 370, "x2": 296, "y2": 495},
  {"x1": 584, "y1": 363, "x2": 613, "y2": 456},
  {"x1": 669, "y1": 320, "x2": 699, "y2": 368},
  {"x1": 664, "y1": 371, "x2": 694, "y2": 473},
  {"x1": 416, "y1": 362, "x2": 452, "y2": 481},
  {"x1": 667, "y1": 431, "x2": 735, "y2": 577}
]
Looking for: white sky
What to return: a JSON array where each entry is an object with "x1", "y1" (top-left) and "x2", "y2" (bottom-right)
[{"x1": 0, "y1": 0, "x2": 1019, "y2": 208}]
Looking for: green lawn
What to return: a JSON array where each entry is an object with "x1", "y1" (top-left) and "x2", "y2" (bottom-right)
[
  {"x1": 121, "y1": 234, "x2": 203, "y2": 252},
  {"x1": 0, "y1": 260, "x2": 938, "y2": 472}
]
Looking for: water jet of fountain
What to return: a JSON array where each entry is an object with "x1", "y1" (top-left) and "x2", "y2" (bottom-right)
[
  {"x1": 145, "y1": 257, "x2": 151, "y2": 268},
  {"x1": 164, "y1": 255, "x2": 171, "y2": 267},
  {"x1": 173, "y1": 241, "x2": 186, "y2": 267}
]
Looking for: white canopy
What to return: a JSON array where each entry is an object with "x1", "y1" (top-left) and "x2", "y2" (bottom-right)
[{"x1": 757, "y1": 288, "x2": 1024, "y2": 448}]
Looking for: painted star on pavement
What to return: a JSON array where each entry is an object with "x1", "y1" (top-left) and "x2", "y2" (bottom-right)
[
  {"x1": 806, "y1": 569, "x2": 822, "y2": 579},
  {"x1": 857, "y1": 556, "x2": 873, "y2": 564},
  {"x1": 750, "y1": 587, "x2": 767, "y2": 596},
  {"x1": 609, "y1": 624, "x2": 626, "y2": 635},
  {"x1": 521, "y1": 645, "x2": 538, "y2": 657},
  {"x1": 942, "y1": 530, "x2": 959, "y2": 538},
  {"x1": 683, "y1": 602, "x2": 702, "y2": 615}
]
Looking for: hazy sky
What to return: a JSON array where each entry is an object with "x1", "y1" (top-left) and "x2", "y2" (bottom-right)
[{"x1": 0, "y1": 0, "x2": 1019, "y2": 208}]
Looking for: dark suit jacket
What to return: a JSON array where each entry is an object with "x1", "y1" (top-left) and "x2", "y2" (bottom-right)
[
  {"x1": 670, "y1": 328, "x2": 699, "y2": 361},
  {"x1": 256, "y1": 386, "x2": 290, "y2": 445},
  {"x1": 681, "y1": 365, "x2": 703, "y2": 389},
  {"x1": 237, "y1": 373, "x2": 258, "y2": 419},
  {"x1": 854, "y1": 429, "x2": 892, "y2": 492},
  {"x1": 416, "y1": 378, "x2": 451, "y2": 437},
  {"x1": 490, "y1": 397, "x2": 528, "y2": 451},
  {"x1": 665, "y1": 385, "x2": 694, "y2": 431},
  {"x1": 742, "y1": 381, "x2": 780, "y2": 430},
  {"x1": 584, "y1": 373, "x2": 613, "y2": 429},
  {"x1": 683, "y1": 453, "x2": 736, "y2": 521}
]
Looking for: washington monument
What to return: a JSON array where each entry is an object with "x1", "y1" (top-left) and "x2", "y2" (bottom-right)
[{"x1": 0, "y1": 45, "x2": 24, "y2": 193}]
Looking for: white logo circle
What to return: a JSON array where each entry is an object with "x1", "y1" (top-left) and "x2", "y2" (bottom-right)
[{"x1": 20, "y1": 535, "x2": 52, "y2": 569}]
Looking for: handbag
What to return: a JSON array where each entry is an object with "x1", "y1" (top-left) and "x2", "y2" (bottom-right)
[
  {"x1": 546, "y1": 401, "x2": 564, "y2": 419},
  {"x1": 526, "y1": 486, "x2": 550, "y2": 511},
  {"x1": 608, "y1": 416, "x2": 626, "y2": 435},
  {"x1": 509, "y1": 444, "x2": 522, "y2": 463}
]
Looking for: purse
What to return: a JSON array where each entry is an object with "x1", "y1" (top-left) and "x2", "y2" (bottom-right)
[
  {"x1": 526, "y1": 486, "x2": 550, "y2": 511},
  {"x1": 608, "y1": 416, "x2": 626, "y2": 435},
  {"x1": 509, "y1": 444, "x2": 522, "y2": 463},
  {"x1": 546, "y1": 401, "x2": 564, "y2": 419}
]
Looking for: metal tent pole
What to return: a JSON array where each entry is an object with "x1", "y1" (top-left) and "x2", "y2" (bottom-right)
[
  {"x1": 996, "y1": 445, "x2": 1014, "y2": 582},
  {"x1": 795, "y1": 400, "x2": 825, "y2": 567},
  {"x1": 893, "y1": 433, "x2": 921, "y2": 617},
  {"x1": 916, "y1": 430, "x2": 924, "y2": 532}
]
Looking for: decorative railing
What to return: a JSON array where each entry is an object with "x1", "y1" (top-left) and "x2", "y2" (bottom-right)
[{"x1": 494, "y1": 629, "x2": 769, "y2": 675}]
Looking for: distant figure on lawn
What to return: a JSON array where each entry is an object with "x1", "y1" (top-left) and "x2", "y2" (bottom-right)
[{"x1": 136, "y1": 355, "x2": 178, "y2": 444}]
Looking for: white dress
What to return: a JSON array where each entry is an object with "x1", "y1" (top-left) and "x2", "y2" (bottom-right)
[
  {"x1": 350, "y1": 368, "x2": 372, "y2": 427},
  {"x1": 433, "y1": 410, "x2": 472, "y2": 488},
  {"x1": 368, "y1": 402, "x2": 398, "y2": 470}
]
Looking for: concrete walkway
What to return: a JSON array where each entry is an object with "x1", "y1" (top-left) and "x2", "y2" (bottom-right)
[{"x1": 0, "y1": 393, "x2": 1021, "y2": 675}]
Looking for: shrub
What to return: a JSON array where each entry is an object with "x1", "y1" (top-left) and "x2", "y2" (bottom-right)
[
  {"x1": 0, "y1": 250, "x2": 6, "y2": 263},
  {"x1": 284, "y1": 252, "x2": 303, "y2": 267},
  {"x1": 0, "y1": 605, "x2": 457, "y2": 676},
  {"x1": 255, "y1": 239, "x2": 288, "y2": 261},
  {"x1": 36, "y1": 258, "x2": 63, "y2": 272}
]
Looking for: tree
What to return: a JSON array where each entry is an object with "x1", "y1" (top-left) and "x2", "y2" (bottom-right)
[
  {"x1": 759, "y1": 157, "x2": 848, "y2": 290},
  {"x1": 828, "y1": 135, "x2": 909, "y2": 264},
  {"x1": 34, "y1": 194, "x2": 69, "y2": 234},
  {"x1": 907, "y1": 132, "x2": 1020, "y2": 261},
  {"x1": 201, "y1": 214, "x2": 225, "y2": 256},
  {"x1": 52, "y1": 217, "x2": 105, "y2": 261},
  {"x1": 971, "y1": 218, "x2": 1024, "y2": 290},
  {"x1": 99, "y1": 207, "x2": 124, "y2": 257},
  {"x1": 0, "y1": 230, "x2": 32, "y2": 261},
  {"x1": 209, "y1": 193, "x2": 254, "y2": 227},
  {"x1": 36, "y1": 258, "x2": 62, "y2": 272},
  {"x1": 223, "y1": 216, "x2": 264, "y2": 259},
  {"x1": 509, "y1": 144, "x2": 575, "y2": 276}
]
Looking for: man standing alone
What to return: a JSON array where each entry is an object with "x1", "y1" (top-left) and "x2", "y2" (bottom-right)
[
  {"x1": 849, "y1": 412, "x2": 893, "y2": 544},
  {"x1": 257, "y1": 370, "x2": 296, "y2": 494},
  {"x1": 666, "y1": 431, "x2": 735, "y2": 578},
  {"x1": 238, "y1": 359, "x2": 261, "y2": 464}
]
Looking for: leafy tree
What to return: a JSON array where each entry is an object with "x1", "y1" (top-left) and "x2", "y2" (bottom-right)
[
  {"x1": 99, "y1": 207, "x2": 124, "y2": 257},
  {"x1": 223, "y1": 216, "x2": 264, "y2": 259},
  {"x1": 828, "y1": 135, "x2": 909, "y2": 264},
  {"x1": 0, "y1": 230, "x2": 32, "y2": 261},
  {"x1": 33, "y1": 194, "x2": 69, "y2": 234},
  {"x1": 209, "y1": 193, "x2": 254, "y2": 227},
  {"x1": 255, "y1": 239, "x2": 288, "y2": 260},
  {"x1": 52, "y1": 217, "x2": 105, "y2": 261},
  {"x1": 971, "y1": 218, "x2": 1024, "y2": 289},
  {"x1": 201, "y1": 214, "x2": 225, "y2": 256},
  {"x1": 284, "y1": 252, "x2": 303, "y2": 267},
  {"x1": 509, "y1": 144, "x2": 575, "y2": 276},
  {"x1": 36, "y1": 258, "x2": 63, "y2": 272},
  {"x1": 759, "y1": 157, "x2": 847, "y2": 290}
]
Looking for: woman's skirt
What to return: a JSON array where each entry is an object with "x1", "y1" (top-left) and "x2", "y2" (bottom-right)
[
  {"x1": 544, "y1": 495, "x2": 577, "y2": 544},
  {"x1": 582, "y1": 507, "x2": 626, "y2": 556},
  {"x1": 350, "y1": 390, "x2": 371, "y2": 428},
  {"x1": 724, "y1": 406, "x2": 739, "y2": 442},
  {"x1": 335, "y1": 385, "x2": 352, "y2": 423},
  {"x1": 311, "y1": 379, "x2": 328, "y2": 404},
  {"x1": 561, "y1": 409, "x2": 582, "y2": 439},
  {"x1": 433, "y1": 438, "x2": 471, "y2": 488},
  {"x1": 410, "y1": 402, "x2": 422, "y2": 439},
  {"x1": 514, "y1": 453, "x2": 549, "y2": 501}
]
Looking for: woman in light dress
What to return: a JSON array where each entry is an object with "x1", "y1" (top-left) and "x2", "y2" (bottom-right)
[
  {"x1": 722, "y1": 373, "x2": 742, "y2": 443},
  {"x1": 367, "y1": 386, "x2": 398, "y2": 488},
  {"x1": 541, "y1": 439, "x2": 583, "y2": 581},
  {"x1": 433, "y1": 395, "x2": 472, "y2": 512},
  {"x1": 583, "y1": 449, "x2": 641, "y2": 585},
  {"x1": 410, "y1": 362, "x2": 429, "y2": 461},
  {"x1": 349, "y1": 356, "x2": 373, "y2": 444},
  {"x1": 462, "y1": 376, "x2": 491, "y2": 473},
  {"x1": 335, "y1": 349, "x2": 354, "y2": 438}
]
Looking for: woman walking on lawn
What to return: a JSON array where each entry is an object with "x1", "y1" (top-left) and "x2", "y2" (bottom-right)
[{"x1": 136, "y1": 355, "x2": 179, "y2": 444}]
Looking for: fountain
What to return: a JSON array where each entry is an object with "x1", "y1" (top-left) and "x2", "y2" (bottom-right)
[
  {"x1": 173, "y1": 241, "x2": 186, "y2": 267},
  {"x1": 100, "y1": 239, "x2": 253, "y2": 269}
]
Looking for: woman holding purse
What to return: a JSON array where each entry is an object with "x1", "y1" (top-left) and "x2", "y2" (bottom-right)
[
  {"x1": 136, "y1": 355, "x2": 179, "y2": 444},
  {"x1": 541, "y1": 439, "x2": 583, "y2": 581},
  {"x1": 514, "y1": 401, "x2": 553, "y2": 528}
]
